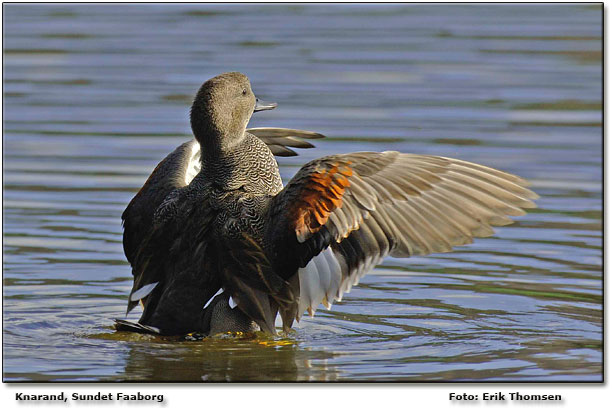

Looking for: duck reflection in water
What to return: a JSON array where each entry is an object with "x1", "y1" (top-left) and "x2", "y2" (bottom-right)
[
  {"x1": 118, "y1": 334, "x2": 338, "y2": 382},
  {"x1": 116, "y1": 72, "x2": 538, "y2": 337}
]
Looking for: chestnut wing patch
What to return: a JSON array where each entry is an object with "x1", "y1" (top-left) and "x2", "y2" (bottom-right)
[{"x1": 289, "y1": 162, "x2": 354, "y2": 243}]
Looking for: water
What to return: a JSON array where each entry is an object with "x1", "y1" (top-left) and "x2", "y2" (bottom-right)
[{"x1": 2, "y1": 4, "x2": 602, "y2": 382}]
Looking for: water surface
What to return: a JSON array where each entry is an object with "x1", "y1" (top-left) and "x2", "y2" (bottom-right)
[{"x1": 2, "y1": 4, "x2": 602, "y2": 381}]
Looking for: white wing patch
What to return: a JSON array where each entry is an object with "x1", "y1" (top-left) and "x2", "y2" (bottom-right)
[
  {"x1": 297, "y1": 247, "x2": 384, "y2": 319},
  {"x1": 130, "y1": 282, "x2": 159, "y2": 302},
  {"x1": 184, "y1": 141, "x2": 201, "y2": 185},
  {"x1": 297, "y1": 247, "x2": 350, "y2": 318}
]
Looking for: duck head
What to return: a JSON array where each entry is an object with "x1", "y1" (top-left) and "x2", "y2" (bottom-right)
[{"x1": 190, "y1": 72, "x2": 276, "y2": 152}]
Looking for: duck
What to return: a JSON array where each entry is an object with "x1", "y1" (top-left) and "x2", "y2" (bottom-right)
[{"x1": 116, "y1": 72, "x2": 538, "y2": 336}]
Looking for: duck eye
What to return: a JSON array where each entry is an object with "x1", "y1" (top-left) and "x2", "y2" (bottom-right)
[{"x1": 242, "y1": 89, "x2": 247, "y2": 96}]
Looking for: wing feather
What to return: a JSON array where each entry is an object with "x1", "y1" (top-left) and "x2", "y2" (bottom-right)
[
  {"x1": 267, "y1": 151, "x2": 537, "y2": 327},
  {"x1": 122, "y1": 141, "x2": 198, "y2": 314},
  {"x1": 247, "y1": 127, "x2": 325, "y2": 157}
]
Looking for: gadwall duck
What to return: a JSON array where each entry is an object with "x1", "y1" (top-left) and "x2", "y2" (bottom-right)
[{"x1": 116, "y1": 72, "x2": 537, "y2": 336}]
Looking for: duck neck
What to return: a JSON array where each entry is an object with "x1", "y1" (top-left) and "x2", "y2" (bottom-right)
[
  {"x1": 195, "y1": 126, "x2": 246, "y2": 158},
  {"x1": 196, "y1": 131, "x2": 251, "y2": 190}
]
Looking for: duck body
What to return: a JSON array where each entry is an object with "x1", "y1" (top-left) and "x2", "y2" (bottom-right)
[
  {"x1": 123, "y1": 130, "x2": 287, "y2": 335},
  {"x1": 119, "y1": 72, "x2": 538, "y2": 336}
]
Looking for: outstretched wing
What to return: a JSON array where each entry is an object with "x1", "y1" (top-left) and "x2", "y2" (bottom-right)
[{"x1": 266, "y1": 151, "x2": 538, "y2": 324}]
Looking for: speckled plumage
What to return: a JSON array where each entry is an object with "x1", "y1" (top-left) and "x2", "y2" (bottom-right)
[{"x1": 153, "y1": 133, "x2": 281, "y2": 235}]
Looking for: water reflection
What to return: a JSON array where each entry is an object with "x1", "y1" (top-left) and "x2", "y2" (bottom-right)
[{"x1": 87, "y1": 332, "x2": 338, "y2": 382}]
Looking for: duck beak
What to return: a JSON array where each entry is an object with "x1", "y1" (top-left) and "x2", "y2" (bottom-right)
[{"x1": 254, "y1": 98, "x2": 277, "y2": 112}]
